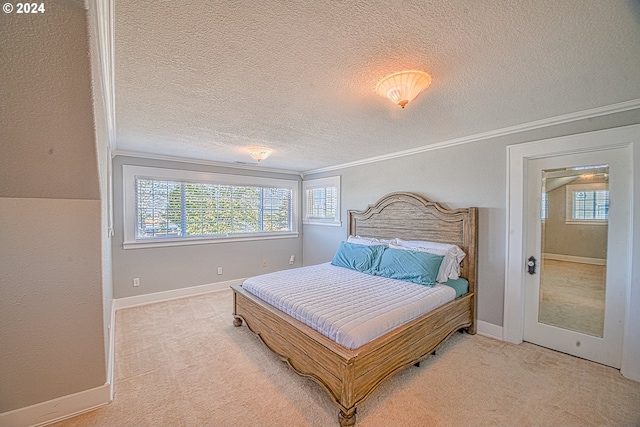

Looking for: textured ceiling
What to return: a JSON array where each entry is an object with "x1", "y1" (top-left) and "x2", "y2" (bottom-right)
[{"x1": 113, "y1": 0, "x2": 640, "y2": 173}]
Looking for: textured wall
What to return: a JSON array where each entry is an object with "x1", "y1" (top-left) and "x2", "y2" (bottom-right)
[
  {"x1": 303, "y1": 109, "x2": 640, "y2": 327},
  {"x1": 0, "y1": 0, "x2": 106, "y2": 413},
  {"x1": 0, "y1": 199, "x2": 105, "y2": 412},
  {"x1": 0, "y1": 0, "x2": 100, "y2": 200},
  {"x1": 111, "y1": 156, "x2": 303, "y2": 299}
]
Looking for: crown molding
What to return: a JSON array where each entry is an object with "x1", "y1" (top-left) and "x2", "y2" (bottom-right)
[
  {"x1": 113, "y1": 149, "x2": 304, "y2": 177},
  {"x1": 302, "y1": 98, "x2": 640, "y2": 177}
]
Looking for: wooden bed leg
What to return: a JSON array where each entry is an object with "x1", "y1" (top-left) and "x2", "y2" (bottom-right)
[
  {"x1": 338, "y1": 409, "x2": 356, "y2": 427},
  {"x1": 233, "y1": 316, "x2": 243, "y2": 327},
  {"x1": 415, "y1": 349, "x2": 437, "y2": 368}
]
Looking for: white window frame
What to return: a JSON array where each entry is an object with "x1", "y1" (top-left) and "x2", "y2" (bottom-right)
[
  {"x1": 123, "y1": 165, "x2": 299, "y2": 249},
  {"x1": 541, "y1": 192, "x2": 548, "y2": 221},
  {"x1": 302, "y1": 176, "x2": 341, "y2": 227},
  {"x1": 565, "y1": 182, "x2": 608, "y2": 225}
]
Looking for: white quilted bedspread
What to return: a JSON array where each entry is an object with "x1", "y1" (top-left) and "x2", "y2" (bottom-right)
[{"x1": 242, "y1": 263, "x2": 455, "y2": 349}]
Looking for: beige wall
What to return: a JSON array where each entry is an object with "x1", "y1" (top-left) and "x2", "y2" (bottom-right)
[
  {"x1": 0, "y1": 199, "x2": 105, "y2": 411},
  {"x1": 0, "y1": 1, "x2": 106, "y2": 413},
  {"x1": 543, "y1": 177, "x2": 608, "y2": 260},
  {"x1": 0, "y1": 0, "x2": 100, "y2": 200}
]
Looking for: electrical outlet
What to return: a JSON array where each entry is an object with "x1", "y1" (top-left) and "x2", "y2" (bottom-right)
[
  {"x1": 289, "y1": 255, "x2": 295, "y2": 265},
  {"x1": 217, "y1": 267, "x2": 223, "y2": 275},
  {"x1": 133, "y1": 277, "x2": 140, "y2": 287},
  {"x1": 262, "y1": 260, "x2": 267, "y2": 267}
]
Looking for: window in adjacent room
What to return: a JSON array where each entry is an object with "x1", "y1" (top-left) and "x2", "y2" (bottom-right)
[
  {"x1": 302, "y1": 176, "x2": 341, "y2": 226},
  {"x1": 123, "y1": 165, "x2": 299, "y2": 248},
  {"x1": 566, "y1": 183, "x2": 609, "y2": 225}
]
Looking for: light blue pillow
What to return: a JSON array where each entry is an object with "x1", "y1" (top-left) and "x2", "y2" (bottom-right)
[
  {"x1": 375, "y1": 247, "x2": 444, "y2": 286},
  {"x1": 331, "y1": 241, "x2": 386, "y2": 274}
]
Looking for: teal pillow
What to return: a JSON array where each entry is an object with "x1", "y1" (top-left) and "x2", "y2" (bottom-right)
[
  {"x1": 375, "y1": 247, "x2": 444, "y2": 286},
  {"x1": 331, "y1": 241, "x2": 385, "y2": 274}
]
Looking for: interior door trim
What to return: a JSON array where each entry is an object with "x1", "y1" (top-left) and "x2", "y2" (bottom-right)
[{"x1": 503, "y1": 124, "x2": 640, "y2": 380}]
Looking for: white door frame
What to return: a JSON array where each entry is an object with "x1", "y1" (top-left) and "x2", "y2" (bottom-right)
[{"x1": 504, "y1": 124, "x2": 640, "y2": 381}]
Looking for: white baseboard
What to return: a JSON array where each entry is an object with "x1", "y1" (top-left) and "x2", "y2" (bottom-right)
[
  {"x1": 0, "y1": 384, "x2": 110, "y2": 427},
  {"x1": 0, "y1": 280, "x2": 243, "y2": 427},
  {"x1": 113, "y1": 278, "x2": 244, "y2": 310},
  {"x1": 542, "y1": 253, "x2": 606, "y2": 266},
  {"x1": 0, "y1": 310, "x2": 115, "y2": 427},
  {"x1": 621, "y1": 363, "x2": 640, "y2": 383},
  {"x1": 476, "y1": 320, "x2": 504, "y2": 341}
]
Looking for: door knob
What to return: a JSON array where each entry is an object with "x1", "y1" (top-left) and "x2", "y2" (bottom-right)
[{"x1": 527, "y1": 256, "x2": 537, "y2": 275}]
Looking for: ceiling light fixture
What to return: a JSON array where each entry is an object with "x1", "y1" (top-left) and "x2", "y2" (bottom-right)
[
  {"x1": 375, "y1": 70, "x2": 432, "y2": 109},
  {"x1": 247, "y1": 147, "x2": 273, "y2": 162}
]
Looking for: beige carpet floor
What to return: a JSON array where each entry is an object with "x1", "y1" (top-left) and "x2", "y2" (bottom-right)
[
  {"x1": 539, "y1": 259, "x2": 606, "y2": 337},
  {"x1": 51, "y1": 290, "x2": 640, "y2": 427}
]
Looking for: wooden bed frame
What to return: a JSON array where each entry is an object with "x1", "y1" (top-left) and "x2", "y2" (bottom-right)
[{"x1": 232, "y1": 192, "x2": 477, "y2": 426}]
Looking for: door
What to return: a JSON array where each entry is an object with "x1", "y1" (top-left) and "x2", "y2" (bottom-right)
[{"x1": 524, "y1": 147, "x2": 631, "y2": 368}]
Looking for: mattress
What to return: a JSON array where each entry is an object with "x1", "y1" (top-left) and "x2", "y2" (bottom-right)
[
  {"x1": 242, "y1": 263, "x2": 457, "y2": 349},
  {"x1": 442, "y1": 277, "x2": 469, "y2": 298}
]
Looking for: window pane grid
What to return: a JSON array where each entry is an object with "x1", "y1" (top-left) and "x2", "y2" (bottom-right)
[
  {"x1": 572, "y1": 190, "x2": 609, "y2": 220},
  {"x1": 307, "y1": 187, "x2": 337, "y2": 219},
  {"x1": 136, "y1": 180, "x2": 182, "y2": 238},
  {"x1": 262, "y1": 188, "x2": 292, "y2": 232},
  {"x1": 136, "y1": 179, "x2": 292, "y2": 239}
]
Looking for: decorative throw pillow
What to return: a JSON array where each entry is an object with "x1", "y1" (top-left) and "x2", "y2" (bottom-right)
[
  {"x1": 390, "y1": 238, "x2": 465, "y2": 282},
  {"x1": 331, "y1": 241, "x2": 386, "y2": 274},
  {"x1": 375, "y1": 247, "x2": 444, "y2": 286}
]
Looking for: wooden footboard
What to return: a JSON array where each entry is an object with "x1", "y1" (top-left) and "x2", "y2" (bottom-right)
[
  {"x1": 232, "y1": 192, "x2": 478, "y2": 426},
  {"x1": 232, "y1": 284, "x2": 474, "y2": 426}
]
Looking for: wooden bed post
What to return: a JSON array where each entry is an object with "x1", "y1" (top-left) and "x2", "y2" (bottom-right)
[
  {"x1": 338, "y1": 409, "x2": 356, "y2": 427},
  {"x1": 339, "y1": 361, "x2": 356, "y2": 426}
]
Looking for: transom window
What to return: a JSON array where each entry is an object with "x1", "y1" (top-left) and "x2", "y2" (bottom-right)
[
  {"x1": 123, "y1": 166, "x2": 299, "y2": 248},
  {"x1": 302, "y1": 176, "x2": 341, "y2": 226}
]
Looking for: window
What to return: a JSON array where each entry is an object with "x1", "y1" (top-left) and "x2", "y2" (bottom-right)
[
  {"x1": 302, "y1": 176, "x2": 341, "y2": 226},
  {"x1": 572, "y1": 190, "x2": 609, "y2": 220},
  {"x1": 566, "y1": 183, "x2": 608, "y2": 225},
  {"x1": 541, "y1": 193, "x2": 548, "y2": 220},
  {"x1": 123, "y1": 166, "x2": 298, "y2": 248}
]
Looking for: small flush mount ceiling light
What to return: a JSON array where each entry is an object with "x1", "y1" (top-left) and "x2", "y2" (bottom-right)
[
  {"x1": 375, "y1": 70, "x2": 432, "y2": 109},
  {"x1": 247, "y1": 146, "x2": 273, "y2": 162}
]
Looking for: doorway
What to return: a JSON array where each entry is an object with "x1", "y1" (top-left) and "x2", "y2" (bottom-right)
[
  {"x1": 524, "y1": 151, "x2": 628, "y2": 368},
  {"x1": 503, "y1": 124, "x2": 638, "y2": 379}
]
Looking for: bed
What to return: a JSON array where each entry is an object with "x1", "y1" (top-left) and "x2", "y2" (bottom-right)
[{"x1": 231, "y1": 192, "x2": 477, "y2": 426}]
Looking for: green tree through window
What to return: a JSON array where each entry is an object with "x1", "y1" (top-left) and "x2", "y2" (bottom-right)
[{"x1": 136, "y1": 179, "x2": 292, "y2": 239}]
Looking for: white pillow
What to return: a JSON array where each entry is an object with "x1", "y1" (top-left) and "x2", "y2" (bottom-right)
[
  {"x1": 346, "y1": 235, "x2": 391, "y2": 246},
  {"x1": 389, "y1": 238, "x2": 466, "y2": 283}
]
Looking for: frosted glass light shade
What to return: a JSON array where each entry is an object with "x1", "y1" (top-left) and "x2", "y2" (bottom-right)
[
  {"x1": 247, "y1": 147, "x2": 272, "y2": 162},
  {"x1": 375, "y1": 70, "x2": 432, "y2": 108}
]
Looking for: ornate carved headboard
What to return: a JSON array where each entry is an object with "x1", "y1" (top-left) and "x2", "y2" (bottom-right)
[{"x1": 348, "y1": 192, "x2": 478, "y2": 296}]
